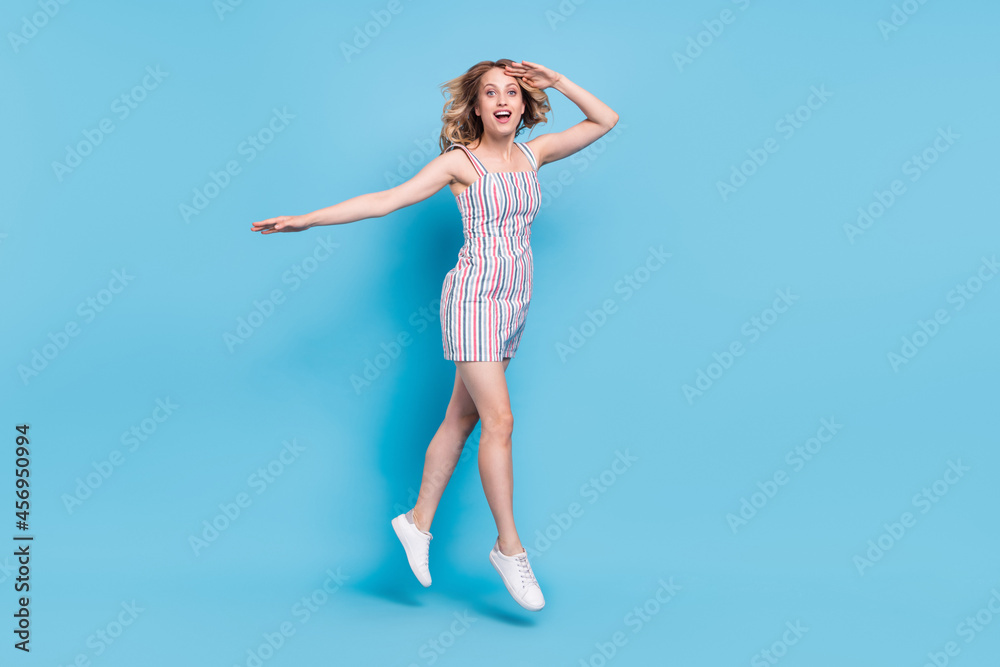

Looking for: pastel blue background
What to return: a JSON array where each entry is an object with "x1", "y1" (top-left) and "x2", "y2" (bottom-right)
[{"x1": 2, "y1": 0, "x2": 998, "y2": 665}]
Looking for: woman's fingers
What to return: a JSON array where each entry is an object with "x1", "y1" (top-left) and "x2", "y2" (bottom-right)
[
  {"x1": 257, "y1": 215, "x2": 309, "y2": 234},
  {"x1": 251, "y1": 216, "x2": 289, "y2": 233}
]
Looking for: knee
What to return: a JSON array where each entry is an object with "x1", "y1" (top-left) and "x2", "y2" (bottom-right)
[
  {"x1": 446, "y1": 410, "x2": 480, "y2": 437},
  {"x1": 481, "y1": 411, "x2": 513, "y2": 439}
]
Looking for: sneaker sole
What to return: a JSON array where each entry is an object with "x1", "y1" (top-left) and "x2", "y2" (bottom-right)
[
  {"x1": 489, "y1": 550, "x2": 544, "y2": 611},
  {"x1": 392, "y1": 516, "x2": 431, "y2": 587}
]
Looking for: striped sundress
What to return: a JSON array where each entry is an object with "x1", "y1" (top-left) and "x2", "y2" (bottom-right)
[{"x1": 440, "y1": 141, "x2": 541, "y2": 361}]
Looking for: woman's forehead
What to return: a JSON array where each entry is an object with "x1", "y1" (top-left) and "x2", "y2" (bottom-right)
[{"x1": 480, "y1": 69, "x2": 517, "y2": 89}]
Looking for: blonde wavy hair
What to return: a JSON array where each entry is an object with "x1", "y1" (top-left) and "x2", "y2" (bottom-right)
[{"x1": 438, "y1": 58, "x2": 551, "y2": 153}]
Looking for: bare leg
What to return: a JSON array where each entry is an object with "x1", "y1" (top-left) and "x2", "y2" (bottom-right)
[
  {"x1": 411, "y1": 358, "x2": 511, "y2": 533},
  {"x1": 454, "y1": 357, "x2": 523, "y2": 556}
]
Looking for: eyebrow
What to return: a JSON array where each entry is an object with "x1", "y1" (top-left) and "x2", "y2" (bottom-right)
[{"x1": 484, "y1": 83, "x2": 518, "y2": 89}]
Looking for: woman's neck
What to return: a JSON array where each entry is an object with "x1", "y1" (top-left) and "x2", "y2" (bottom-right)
[{"x1": 471, "y1": 134, "x2": 516, "y2": 160}]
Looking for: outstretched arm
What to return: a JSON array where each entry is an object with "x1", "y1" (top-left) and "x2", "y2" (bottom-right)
[
  {"x1": 251, "y1": 151, "x2": 459, "y2": 234},
  {"x1": 504, "y1": 60, "x2": 618, "y2": 169}
]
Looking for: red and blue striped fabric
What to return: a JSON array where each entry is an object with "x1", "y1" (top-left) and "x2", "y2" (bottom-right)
[{"x1": 440, "y1": 141, "x2": 541, "y2": 361}]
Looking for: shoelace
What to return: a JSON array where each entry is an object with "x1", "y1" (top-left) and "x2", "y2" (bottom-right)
[
  {"x1": 421, "y1": 533, "x2": 432, "y2": 569},
  {"x1": 514, "y1": 553, "x2": 537, "y2": 587}
]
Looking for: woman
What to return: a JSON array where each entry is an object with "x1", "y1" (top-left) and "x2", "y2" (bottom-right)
[{"x1": 251, "y1": 59, "x2": 618, "y2": 611}]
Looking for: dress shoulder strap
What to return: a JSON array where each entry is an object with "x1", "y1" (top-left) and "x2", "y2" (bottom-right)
[
  {"x1": 514, "y1": 141, "x2": 538, "y2": 171},
  {"x1": 447, "y1": 143, "x2": 488, "y2": 177}
]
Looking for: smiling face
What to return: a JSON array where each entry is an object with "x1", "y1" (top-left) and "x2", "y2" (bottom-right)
[{"x1": 474, "y1": 66, "x2": 525, "y2": 137}]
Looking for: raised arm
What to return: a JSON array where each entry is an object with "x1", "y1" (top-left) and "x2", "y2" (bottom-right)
[
  {"x1": 251, "y1": 150, "x2": 459, "y2": 234},
  {"x1": 504, "y1": 60, "x2": 618, "y2": 169}
]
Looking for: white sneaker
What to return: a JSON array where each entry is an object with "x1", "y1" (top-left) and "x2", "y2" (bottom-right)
[
  {"x1": 489, "y1": 538, "x2": 545, "y2": 611},
  {"x1": 391, "y1": 510, "x2": 432, "y2": 587}
]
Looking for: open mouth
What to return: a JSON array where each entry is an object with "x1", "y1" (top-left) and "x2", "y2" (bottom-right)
[{"x1": 494, "y1": 110, "x2": 512, "y2": 124}]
